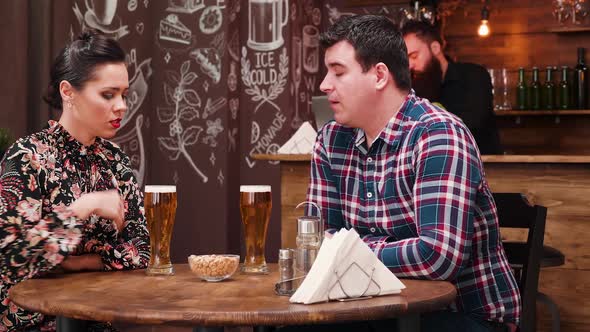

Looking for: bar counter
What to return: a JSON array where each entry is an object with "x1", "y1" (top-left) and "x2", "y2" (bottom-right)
[{"x1": 253, "y1": 153, "x2": 590, "y2": 330}]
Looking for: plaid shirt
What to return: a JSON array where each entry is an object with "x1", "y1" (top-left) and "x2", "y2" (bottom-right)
[{"x1": 307, "y1": 92, "x2": 521, "y2": 324}]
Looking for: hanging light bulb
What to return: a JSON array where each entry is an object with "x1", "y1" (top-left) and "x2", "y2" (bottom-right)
[{"x1": 478, "y1": 3, "x2": 490, "y2": 37}]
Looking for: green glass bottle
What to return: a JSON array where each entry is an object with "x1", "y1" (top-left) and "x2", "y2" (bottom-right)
[
  {"x1": 516, "y1": 67, "x2": 528, "y2": 110},
  {"x1": 542, "y1": 66, "x2": 556, "y2": 110},
  {"x1": 573, "y1": 47, "x2": 588, "y2": 109},
  {"x1": 529, "y1": 67, "x2": 541, "y2": 110},
  {"x1": 559, "y1": 66, "x2": 571, "y2": 110}
]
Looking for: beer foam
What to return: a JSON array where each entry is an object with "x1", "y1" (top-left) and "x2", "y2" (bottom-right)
[
  {"x1": 240, "y1": 185, "x2": 271, "y2": 192},
  {"x1": 145, "y1": 185, "x2": 177, "y2": 193}
]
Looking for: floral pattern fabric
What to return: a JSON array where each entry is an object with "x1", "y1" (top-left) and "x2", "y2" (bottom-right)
[{"x1": 0, "y1": 121, "x2": 150, "y2": 331}]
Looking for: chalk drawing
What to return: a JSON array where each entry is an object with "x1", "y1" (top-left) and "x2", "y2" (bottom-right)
[
  {"x1": 247, "y1": 0, "x2": 289, "y2": 51},
  {"x1": 241, "y1": 47, "x2": 288, "y2": 113},
  {"x1": 228, "y1": 62, "x2": 238, "y2": 92},
  {"x1": 302, "y1": 25, "x2": 319, "y2": 74},
  {"x1": 123, "y1": 50, "x2": 152, "y2": 130},
  {"x1": 199, "y1": 5, "x2": 223, "y2": 34},
  {"x1": 73, "y1": 0, "x2": 129, "y2": 40},
  {"x1": 136, "y1": 22, "x2": 144, "y2": 34},
  {"x1": 166, "y1": 0, "x2": 205, "y2": 14},
  {"x1": 128, "y1": 0, "x2": 138, "y2": 11},
  {"x1": 228, "y1": 0, "x2": 241, "y2": 22},
  {"x1": 202, "y1": 97, "x2": 227, "y2": 119},
  {"x1": 159, "y1": 14, "x2": 192, "y2": 45},
  {"x1": 190, "y1": 48, "x2": 221, "y2": 84},
  {"x1": 157, "y1": 60, "x2": 208, "y2": 183},
  {"x1": 325, "y1": 4, "x2": 355, "y2": 25},
  {"x1": 227, "y1": 30, "x2": 240, "y2": 62},
  {"x1": 228, "y1": 127, "x2": 238, "y2": 152},
  {"x1": 229, "y1": 98, "x2": 239, "y2": 120},
  {"x1": 291, "y1": 36, "x2": 303, "y2": 129}
]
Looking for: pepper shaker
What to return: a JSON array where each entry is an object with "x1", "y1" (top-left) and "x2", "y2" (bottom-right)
[{"x1": 276, "y1": 249, "x2": 294, "y2": 296}]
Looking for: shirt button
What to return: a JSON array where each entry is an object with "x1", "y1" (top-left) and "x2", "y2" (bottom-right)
[
  {"x1": 370, "y1": 227, "x2": 376, "y2": 233},
  {"x1": 367, "y1": 157, "x2": 373, "y2": 163},
  {"x1": 367, "y1": 192, "x2": 373, "y2": 198}
]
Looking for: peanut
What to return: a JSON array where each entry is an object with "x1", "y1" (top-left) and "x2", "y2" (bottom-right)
[{"x1": 188, "y1": 255, "x2": 240, "y2": 279}]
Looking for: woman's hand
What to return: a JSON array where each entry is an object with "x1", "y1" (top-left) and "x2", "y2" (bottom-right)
[
  {"x1": 61, "y1": 254, "x2": 103, "y2": 272},
  {"x1": 68, "y1": 190, "x2": 125, "y2": 231}
]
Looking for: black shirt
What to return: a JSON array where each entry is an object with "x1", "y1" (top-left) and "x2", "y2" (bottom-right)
[{"x1": 438, "y1": 62, "x2": 503, "y2": 155}]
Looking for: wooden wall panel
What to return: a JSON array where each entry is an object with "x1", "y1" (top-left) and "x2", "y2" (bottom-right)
[{"x1": 444, "y1": 0, "x2": 590, "y2": 155}]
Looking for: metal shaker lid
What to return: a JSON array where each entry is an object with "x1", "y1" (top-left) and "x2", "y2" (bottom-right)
[
  {"x1": 297, "y1": 216, "x2": 320, "y2": 234},
  {"x1": 278, "y1": 249, "x2": 293, "y2": 260}
]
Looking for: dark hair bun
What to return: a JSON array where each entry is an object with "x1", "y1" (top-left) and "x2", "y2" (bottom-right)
[
  {"x1": 77, "y1": 28, "x2": 102, "y2": 43},
  {"x1": 43, "y1": 29, "x2": 126, "y2": 109}
]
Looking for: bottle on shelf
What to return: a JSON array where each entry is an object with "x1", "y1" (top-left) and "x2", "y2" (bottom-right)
[
  {"x1": 573, "y1": 47, "x2": 588, "y2": 109},
  {"x1": 529, "y1": 67, "x2": 541, "y2": 110},
  {"x1": 516, "y1": 67, "x2": 528, "y2": 110},
  {"x1": 559, "y1": 66, "x2": 571, "y2": 110},
  {"x1": 543, "y1": 66, "x2": 556, "y2": 110}
]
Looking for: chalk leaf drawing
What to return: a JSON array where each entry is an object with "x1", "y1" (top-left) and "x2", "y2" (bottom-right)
[
  {"x1": 157, "y1": 60, "x2": 208, "y2": 183},
  {"x1": 241, "y1": 47, "x2": 288, "y2": 113}
]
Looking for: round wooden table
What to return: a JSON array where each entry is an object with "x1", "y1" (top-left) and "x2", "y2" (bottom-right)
[{"x1": 10, "y1": 264, "x2": 456, "y2": 332}]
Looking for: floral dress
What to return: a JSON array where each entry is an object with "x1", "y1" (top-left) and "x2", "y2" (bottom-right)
[{"x1": 0, "y1": 121, "x2": 150, "y2": 331}]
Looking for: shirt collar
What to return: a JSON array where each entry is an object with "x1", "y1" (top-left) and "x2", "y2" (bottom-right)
[
  {"x1": 443, "y1": 60, "x2": 460, "y2": 84},
  {"x1": 353, "y1": 90, "x2": 417, "y2": 149},
  {"x1": 47, "y1": 120, "x2": 102, "y2": 155}
]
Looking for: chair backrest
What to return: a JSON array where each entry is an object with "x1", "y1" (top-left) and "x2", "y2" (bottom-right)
[{"x1": 493, "y1": 193, "x2": 547, "y2": 332}]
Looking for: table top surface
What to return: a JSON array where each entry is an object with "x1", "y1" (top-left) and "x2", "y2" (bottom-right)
[
  {"x1": 252, "y1": 153, "x2": 590, "y2": 163},
  {"x1": 10, "y1": 264, "x2": 456, "y2": 327}
]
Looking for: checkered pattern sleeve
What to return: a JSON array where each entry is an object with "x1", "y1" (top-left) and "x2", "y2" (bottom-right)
[{"x1": 373, "y1": 122, "x2": 481, "y2": 280}]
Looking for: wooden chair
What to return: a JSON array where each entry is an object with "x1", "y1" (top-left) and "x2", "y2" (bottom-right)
[{"x1": 493, "y1": 193, "x2": 547, "y2": 332}]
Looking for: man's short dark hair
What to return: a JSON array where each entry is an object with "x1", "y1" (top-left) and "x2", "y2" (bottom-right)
[
  {"x1": 400, "y1": 20, "x2": 444, "y2": 47},
  {"x1": 320, "y1": 15, "x2": 411, "y2": 91}
]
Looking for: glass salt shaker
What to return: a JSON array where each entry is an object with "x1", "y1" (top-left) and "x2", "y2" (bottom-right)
[{"x1": 276, "y1": 249, "x2": 294, "y2": 296}]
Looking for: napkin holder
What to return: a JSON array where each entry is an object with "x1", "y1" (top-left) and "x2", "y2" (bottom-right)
[
  {"x1": 327, "y1": 261, "x2": 381, "y2": 301},
  {"x1": 277, "y1": 261, "x2": 380, "y2": 301}
]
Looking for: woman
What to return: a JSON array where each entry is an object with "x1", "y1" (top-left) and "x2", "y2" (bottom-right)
[{"x1": 0, "y1": 29, "x2": 149, "y2": 331}]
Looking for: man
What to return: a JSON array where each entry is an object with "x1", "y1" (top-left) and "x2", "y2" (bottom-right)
[
  {"x1": 401, "y1": 20, "x2": 502, "y2": 155},
  {"x1": 307, "y1": 15, "x2": 519, "y2": 332}
]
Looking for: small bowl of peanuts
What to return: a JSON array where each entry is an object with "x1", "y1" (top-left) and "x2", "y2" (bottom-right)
[{"x1": 188, "y1": 254, "x2": 240, "y2": 282}]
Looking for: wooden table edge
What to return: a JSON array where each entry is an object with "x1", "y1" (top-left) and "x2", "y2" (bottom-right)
[{"x1": 9, "y1": 276, "x2": 457, "y2": 327}]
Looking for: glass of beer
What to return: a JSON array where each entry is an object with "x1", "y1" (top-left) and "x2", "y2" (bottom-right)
[
  {"x1": 240, "y1": 185, "x2": 272, "y2": 274},
  {"x1": 145, "y1": 185, "x2": 177, "y2": 276}
]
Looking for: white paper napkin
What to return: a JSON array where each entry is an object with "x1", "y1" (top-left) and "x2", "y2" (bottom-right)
[
  {"x1": 290, "y1": 228, "x2": 406, "y2": 304},
  {"x1": 277, "y1": 122, "x2": 317, "y2": 154}
]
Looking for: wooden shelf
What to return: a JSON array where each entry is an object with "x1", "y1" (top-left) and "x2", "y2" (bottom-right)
[
  {"x1": 547, "y1": 26, "x2": 590, "y2": 33},
  {"x1": 495, "y1": 109, "x2": 590, "y2": 116}
]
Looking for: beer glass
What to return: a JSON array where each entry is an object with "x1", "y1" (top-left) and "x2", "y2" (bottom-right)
[
  {"x1": 145, "y1": 185, "x2": 177, "y2": 276},
  {"x1": 240, "y1": 185, "x2": 272, "y2": 274}
]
